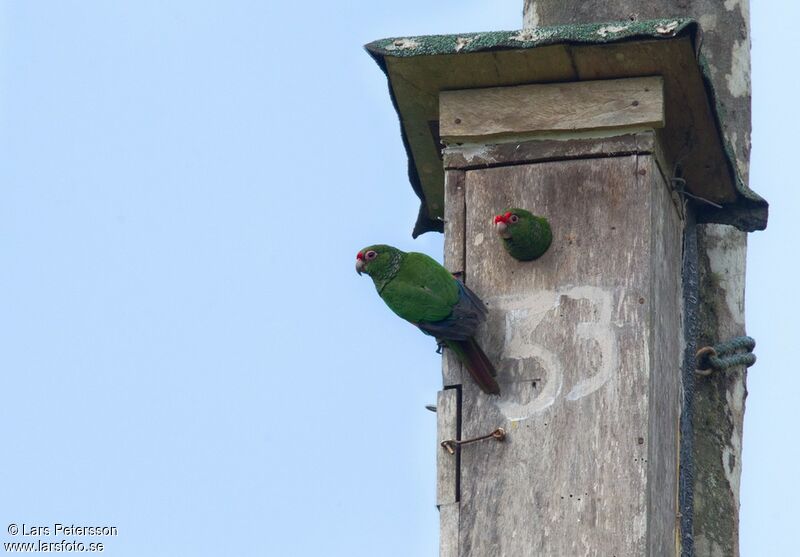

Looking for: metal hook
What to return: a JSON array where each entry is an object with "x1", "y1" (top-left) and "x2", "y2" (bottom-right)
[{"x1": 441, "y1": 427, "x2": 506, "y2": 455}]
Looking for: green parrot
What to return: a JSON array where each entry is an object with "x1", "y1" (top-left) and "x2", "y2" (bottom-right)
[
  {"x1": 493, "y1": 208, "x2": 552, "y2": 261},
  {"x1": 356, "y1": 244, "x2": 500, "y2": 395}
]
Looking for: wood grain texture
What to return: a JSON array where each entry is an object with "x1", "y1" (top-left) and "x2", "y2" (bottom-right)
[
  {"x1": 436, "y1": 388, "x2": 459, "y2": 506},
  {"x1": 440, "y1": 77, "x2": 664, "y2": 141},
  {"x1": 442, "y1": 170, "x2": 465, "y2": 388},
  {"x1": 454, "y1": 155, "x2": 682, "y2": 556},
  {"x1": 646, "y1": 154, "x2": 683, "y2": 555},
  {"x1": 439, "y1": 503, "x2": 459, "y2": 557},
  {"x1": 443, "y1": 170, "x2": 466, "y2": 274},
  {"x1": 443, "y1": 132, "x2": 655, "y2": 170}
]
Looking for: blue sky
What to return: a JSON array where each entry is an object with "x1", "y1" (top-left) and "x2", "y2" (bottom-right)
[{"x1": 0, "y1": 2, "x2": 795, "y2": 556}]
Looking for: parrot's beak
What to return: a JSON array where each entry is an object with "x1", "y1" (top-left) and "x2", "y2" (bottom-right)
[
  {"x1": 493, "y1": 217, "x2": 511, "y2": 239},
  {"x1": 356, "y1": 258, "x2": 365, "y2": 275}
]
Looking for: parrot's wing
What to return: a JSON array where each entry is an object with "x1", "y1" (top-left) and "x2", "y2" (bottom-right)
[
  {"x1": 402, "y1": 252, "x2": 461, "y2": 299},
  {"x1": 417, "y1": 281, "x2": 486, "y2": 341},
  {"x1": 379, "y1": 252, "x2": 459, "y2": 324},
  {"x1": 379, "y1": 277, "x2": 455, "y2": 324},
  {"x1": 458, "y1": 281, "x2": 488, "y2": 319},
  {"x1": 380, "y1": 252, "x2": 487, "y2": 340}
]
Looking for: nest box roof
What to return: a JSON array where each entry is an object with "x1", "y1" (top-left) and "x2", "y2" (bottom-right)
[{"x1": 365, "y1": 18, "x2": 767, "y2": 237}]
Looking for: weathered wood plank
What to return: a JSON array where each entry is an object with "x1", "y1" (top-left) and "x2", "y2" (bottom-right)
[
  {"x1": 436, "y1": 388, "x2": 459, "y2": 506},
  {"x1": 440, "y1": 76, "x2": 664, "y2": 142},
  {"x1": 443, "y1": 132, "x2": 655, "y2": 170},
  {"x1": 456, "y1": 155, "x2": 682, "y2": 556},
  {"x1": 646, "y1": 153, "x2": 683, "y2": 555},
  {"x1": 442, "y1": 170, "x2": 466, "y2": 388},
  {"x1": 439, "y1": 503, "x2": 459, "y2": 557},
  {"x1": 441, "y1": 349, "x2": 463, "y2": 390},
  {"x1": 443, "y1": 170, "x2": 466, "y2": 274}
]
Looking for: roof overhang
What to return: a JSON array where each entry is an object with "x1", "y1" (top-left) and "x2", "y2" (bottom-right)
[{"x1": 366, "y1": 18, "x2": 767, "y2": 237}]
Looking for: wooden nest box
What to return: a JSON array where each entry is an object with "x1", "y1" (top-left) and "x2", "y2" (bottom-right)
[{"x1": 366, "y1": 18, "x2": 767, "y2": 557}]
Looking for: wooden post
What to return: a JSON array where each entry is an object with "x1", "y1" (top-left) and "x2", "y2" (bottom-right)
[{"x1": 522, "y1": 3, "x2": 753, "y2": 555}]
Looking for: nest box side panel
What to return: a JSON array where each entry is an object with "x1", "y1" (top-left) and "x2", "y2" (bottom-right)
[{"x1": 647, "y1": 152, "x2": 684, "y2": 556}]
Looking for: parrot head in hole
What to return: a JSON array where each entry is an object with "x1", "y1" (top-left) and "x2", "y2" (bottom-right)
[{"x1": 493, "y1": 208, "x2": 552, "y2": 261}]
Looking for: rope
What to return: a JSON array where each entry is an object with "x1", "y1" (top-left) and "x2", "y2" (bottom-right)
[{"x1": 695, "y1": 336, "x2": 756, "y2": 376}]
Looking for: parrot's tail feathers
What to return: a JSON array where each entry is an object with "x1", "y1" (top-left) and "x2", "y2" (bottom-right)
[{"x1": 448, "y1": 338, "x2": 500, "y2": 395}]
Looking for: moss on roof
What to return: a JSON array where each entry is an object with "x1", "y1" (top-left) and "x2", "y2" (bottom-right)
[{"x1": 366, "y1": 18, "x2": 695, "y2": 59}]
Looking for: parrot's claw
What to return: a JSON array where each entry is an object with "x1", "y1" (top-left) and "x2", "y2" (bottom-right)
[{"x1": 436, "y1": 341, "x2": 446, "y2": 355}]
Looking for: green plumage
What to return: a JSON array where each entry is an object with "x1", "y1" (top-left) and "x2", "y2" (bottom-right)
[
  {"x1": 378, "y1": 250, "x2": 459, "y2": 324},
  {"x1": 497, "y1": 207, "x2": 552, "y2": 261},
  {"x1": 357, "y1": 244, "x2": 499, "y2": 394}
]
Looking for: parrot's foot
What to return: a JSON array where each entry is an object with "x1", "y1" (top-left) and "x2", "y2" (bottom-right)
[{"x1": 436, "y1": 341, "x2": 447, "y2": 355}]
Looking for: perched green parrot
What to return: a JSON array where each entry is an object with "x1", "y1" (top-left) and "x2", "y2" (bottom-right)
[
  {"x1": 493, "y1": 208, "x2": 552, "y2": 261},
  {"x1": 356, "y1": 244, "x2": 500, "y2": 395}
]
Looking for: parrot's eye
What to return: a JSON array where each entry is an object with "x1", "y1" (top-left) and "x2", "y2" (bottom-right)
[
  {"x1": 509, "y1": 214, "x2": 519, "y2": 224},
  {"x1": 365, "y1": 250, "x2": 378, "y2": 261}
]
